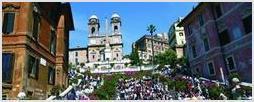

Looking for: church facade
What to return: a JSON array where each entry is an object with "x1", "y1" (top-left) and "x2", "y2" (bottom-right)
[
  {"x1": 69, "y1": 13, "x2": 129, "y2": 72},
  {"x1": 87, "y1": 13, "x2": 123, "y2": 63}
]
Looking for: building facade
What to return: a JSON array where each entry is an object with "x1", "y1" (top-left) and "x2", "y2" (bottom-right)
[
  {"x1": 2, "y1": 2, "x2": 74, "y2": 99},
  {"x1": 87, "y1": 13, "x2": 123, "y2": 63},
  {"x1": 69, "y1": 47, "x2": 87, "y2": 66},
  {"x1": 178, "y1": 2, "x2": 252, "y2": 82},
  {"x1": 133, "y1": 33, "x2": 169, "y2": 64},
  {"x1": 168, "y1": 17, "x2": 186, "y2": 58},
  {"x1": 68, "y1": 13, "x2": 129, "y2": 71}
]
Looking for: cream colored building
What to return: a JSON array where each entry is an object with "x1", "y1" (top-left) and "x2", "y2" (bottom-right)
[
  {"x1": 69, "y1": 47, "x2": 87, "y2": 66},
  {"x1": 168, "y1": 17, "x2": 186, "y2": 58},
  {"x1": 133, "y1": 33, "x2": 169, "y2": 64},
  {"x1": 87, "y1": 13, "x2": 123, "y2": 63},
  {"x1": 69, "y1": 13, "x2": 129, "y2": 72}
]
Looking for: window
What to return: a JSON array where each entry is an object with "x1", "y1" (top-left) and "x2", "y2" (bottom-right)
[
  {"x1": 50, "y1": 29, "x2": 56, "y2": 55},
  {"x1": 219, "y1": 29, "x2": 231, "y2": 46},
  {"x1": 114, "y1": 26, "x2": 118, "y2": 31},
  {"x1": 91, "y1": 27, "x2": 95, "y2": 34},
  {"x1": 226, "y1": 56, "x2": 236, "y2": 71},
  {"x1": 192, "y1": 45, "x2": 197, "y2": 58},
  {"x1": 75, "y1": 52, "x2": 78, "y2": 56},
  {"x1": 148, "y1": 44, "x2": 151, "y2": 48},
  {"x1": 2, "y1": 53, "x2": 14, "y2": 83},
  {"x1": 242, "y1": 15, "x2": 252, "y2": 34},
  {"x1": 215, "y1": 4, "x2": 222, "y2": 18},
  {"x1": 48, "y1": 67, "x2": 55, "y2": 85},
  {"x1": 28, "y1": 55, "x2": 39, "y2": 79},
  {"x1": 32, "y1": 11, "x2": 40, "y2": 40},
  {"x1": 49, "y1": 7, "x2": 57, "y2": 22},
  {"x1": 208, "y1": 62, "x2": 215, "y2": 75},
  {"x1": 116, "y1": 53, "x2": 119, "y2": 57},
  {"x1": 179, "y1": 32, "x2": 183, "y2": 36},
  {"x1": 92, "y1": 55, "x2": 95, "y2": 59},
  {"x1": 198, "y1": 14, "x2": 204, "y2": 26},
  {"x1": 232, "y1": 26, "x2": 242, "y2": 40},
  {"x1": 203, "y1": 38, "x2": 210, "y2": 51},
  {"x1": 2, "y1": 94, "x2": 7, "y2": 100},
  {"x1": 196, "y1": 68, "x2": 200, "y2": 73},
  {"x1": 2, "y1": 13, "x2": 15, "y2": 34},
  {"x1": 187, "y1": 24, "x2": 193, "y2": 35}
]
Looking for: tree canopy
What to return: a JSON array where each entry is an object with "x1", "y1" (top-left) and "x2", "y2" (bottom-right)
[
  {"x1": 154, "y1": 49, "x2": 178, "y2": 68},
  {"x1": 147, "y1": 24, "x2": 156, "y2": 35},
  {"x1": 129, "y1": 48, "x2": 141, "y2": 66}
]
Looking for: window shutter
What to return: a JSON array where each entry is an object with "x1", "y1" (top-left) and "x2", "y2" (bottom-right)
[
  {"x1": 27, "y1": 55, "x2": 33, "y2": 75},
  {"x1": 2, "y1": 14, "x2": 8, "y2": 33},
  {"x1": 35, "y1": 59, "x2": 40, "y2": 80},
  {"x1": 3, "y1": 13, "x2": 15, "y2": 34},
  {"x1": 32, "y1": 11, "x2": 39, "y2": 40},
  {"x1": 7, "y1": 13, "x2": 14, "y2": 33},
  {"x1": 2, "y1": 53, "x2": 14, "y2": 83}
]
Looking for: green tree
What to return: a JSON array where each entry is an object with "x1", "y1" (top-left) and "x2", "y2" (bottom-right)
[
  {"x1": 154, "y1": 49, "x2": 177, "y2": 69},
  {"x1": 177, "y1": 56, "x2": 187, "y2": 66},
  {"x1": 69, "y1": 63, "x2": 76, "y2": 70},
  {"x1": 208, "y1": 85, "x2": 224, "y2": 100},
  {"x1": 123, "y1": 55, "x2": 130, "y2": 59},
  {"x1": 124, "y1": 63, "x2": 128, "y2": 67},
  {"x1": 94, "y1": 73, "x2": 124, "y2": 99},
  {"x1": 147, "y1": 24, "x2": 156, "y2": 65},
  {"x1": 110, "y1": 63, "x2": 115, "y2": 68},
  {"x1": 228, "y1": 73, "x2": 241, "y2": 85},
  {"x1": 129, "y1": 48, "x2": 141, "y2": 66}
]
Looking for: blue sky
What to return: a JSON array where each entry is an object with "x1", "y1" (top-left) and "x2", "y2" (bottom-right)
[{"x1": 69, "y1": 2, "x2": 198, "y2": 55}]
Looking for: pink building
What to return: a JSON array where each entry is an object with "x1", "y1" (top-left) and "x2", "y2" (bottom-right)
[{"x1": 179, "y1": 2, "x2": 252, "y2": 82}]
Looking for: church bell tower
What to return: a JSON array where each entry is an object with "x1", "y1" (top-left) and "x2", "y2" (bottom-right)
[
  {"x1": 88, "y1": 14, "x2": 100, "y2": 36},
  {"x1": 111, "y1": 12, "x2": 121, "y2": 34}
]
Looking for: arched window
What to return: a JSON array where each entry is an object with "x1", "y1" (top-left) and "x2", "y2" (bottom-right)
[
  {"x1": 114, "y1": 26, "x2": 118, "y2": 31},
  {"x1": 91, "y1": 27, "x2": 95, "y2": 34}
]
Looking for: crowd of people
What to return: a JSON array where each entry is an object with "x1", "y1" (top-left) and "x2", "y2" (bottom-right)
[
  {"x1": 115, "y1": 72, "x2": 252, "y2": 100},
  {"x1": 66, "y1": 75, "x2": 103, "y2": 100},
  {"x1": 116, "y1": 76, "x2": 175, "y2": 100},
  {"x1": 64, "y1": 67, "x2": 251, "y2": 100},
  {"x1": 173, "y1": 75, "x2": 210, "y2": 100}
]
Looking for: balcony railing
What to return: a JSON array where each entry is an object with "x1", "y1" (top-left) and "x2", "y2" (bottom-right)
[{"x1": 90, "y1": 65, "x2": 158, "y2": 73}]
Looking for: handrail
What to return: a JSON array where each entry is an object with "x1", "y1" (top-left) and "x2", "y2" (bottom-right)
[
  {"x1": 199, "y1": 77, "x2": 252, "y2": 87},
  {"x1": 91, "y1": 65, "x2": 158, "y2": 73},
  {"x1": 59, "y1": 86, "x2": 73, "y2": 97}
]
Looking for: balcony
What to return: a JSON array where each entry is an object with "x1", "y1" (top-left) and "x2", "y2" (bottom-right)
[{"x1": 222, "y1": 33, "x2": 251, "y2": 54}]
